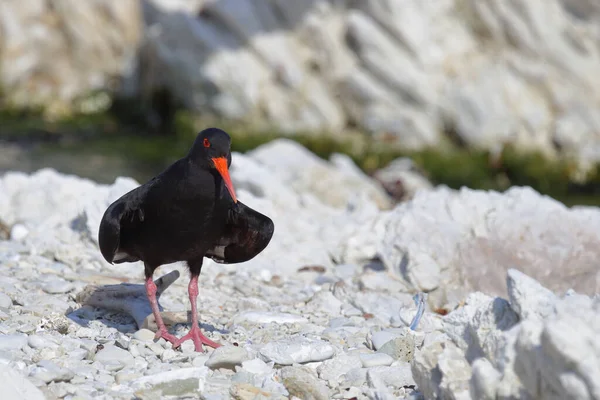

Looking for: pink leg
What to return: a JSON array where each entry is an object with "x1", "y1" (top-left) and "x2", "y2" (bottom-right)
[
  {"x1": 145, "y1": 277, "x2": 178, "y2": 344},
  {"x1": 172, "y1": 275, "x2": 221, "y2": 352}
]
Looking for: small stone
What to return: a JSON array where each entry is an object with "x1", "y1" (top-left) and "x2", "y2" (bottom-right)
[
  {"x1": 132, "y1": 329, "x2": 156, "y2": 342},
  {"x1": 94, "y1": 345, "x2": 134, "y2": 366},
  {"x1": 359, "y1": 352, "x2": 395, "y2": 368},
  {"x1": 370, "y1": 330, "x2": 401, "y2": 350},
  {"x1": 115, "y1": 370, "x2": 143, "y2": 385},
  {"x1": 241, "y1": 358, "x2": 273, "y2": 375},
  {"x1": 129, "y1": 367, "x2": 209, "y2": 397},
  {"x1": 378, "y1": 335, "x2": 416, "y2": 362},
  {"x1": 259, "y1": 337, "x2": 334, "y2": 365},
  {"x1": 30, "y1": 360, "x2": 75, "y2": 383},
  {"x1": 28, "y1": 335, "x2": 58, "y2": 350},
  {"x1": 281, "y1": 366, "x2": 329, "y2": 400},
  {"x1": 367, "y1": 364, "x2": 415, "y2": 389},
  {"x1": 42, "y1": 278, "x2": 74, "y2": 294},
  {"x1": 0, "y1": 334, "x2": 28, "y2": 351},
  {"x1": 10, "y1": 224, "x2": 29, "y2": 241},
  {"x1": 317, "y1": 355, "x2": 362, "y2": 382},
  {"x1": 233, "y1": 311, "x2": 308, "y2": 325},
  {"x1": 0, "y1": 292, "x2": 12, "y2": 309},
  {"x1": 205, "y1": 345, "x2": 249, "y2": 370}
]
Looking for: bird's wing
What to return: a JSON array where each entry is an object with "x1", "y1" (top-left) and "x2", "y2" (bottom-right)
[
  {"x1": 205, "y1": 201, "x2": 274, "y2": 264},
  {"x1": 97, "y1": 184, "x2": 151, "y2": 264}
]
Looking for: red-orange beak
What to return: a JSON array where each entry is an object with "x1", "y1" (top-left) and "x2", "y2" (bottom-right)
[{"x1": 212, "y1": 157, "x2": 237, "y2": 203}]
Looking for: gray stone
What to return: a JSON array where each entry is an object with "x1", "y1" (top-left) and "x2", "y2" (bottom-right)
[
  {"x1": 132, "y1": 328, "x2": 155, "y2": 342},
  {"x1": 281, "y1": 366, "x2": 329, "y2": 400},
  {"x1": 259, "y1": 337, "x2": 334, "y2": 365},
  {"x1": 316, "y1": 354, "x2": 362, "y2": 383},
  {"x1": 0, "y1": 334, "x2": 28, "y2": 351},
  {"x1": 378, "y1": 334, "x2": 416, "y2": 362},
  {"x1": 205, "y1": 346, "x2": 249, "y2": 370},
  {"x1": 94, "y1": 345, "x2": 135, "y2": 366},
  {"x1": 30, "y1": 360, "x2": 75, "y2": 383},
  {"x1": 129, "y1": 367, "x2": 209, "y2": 397},
  {"x1": 0, "y1": 292, "x2": 12, "y2": 309}
]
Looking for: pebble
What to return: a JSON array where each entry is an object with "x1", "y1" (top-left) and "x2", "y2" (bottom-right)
[
  {"x1": 359, "y1": 352, "x2": 395, "y2": 368},
  {"x1": 0, "y1": 292, "x2": 12, "y2": 309},
  {"x1": 115, "y1": 370, "x2": 143, "y2": 384},
  {"x1": 30, "y1": 360, "x2": 75, "y2": 383},
  {"x1": 241, "y1": 358, "x2": 273, "y2": 375},
  {"x1": 10, "y1": 224, "x2": 29, "y2": 241},
  {"x1": 317, "y1": 355, "x2": 363, "y2": 382},
  {"x1": 378, "y1": 335, "x2": 416, "y2": 362},
  {"x1": 132, "y1": 328, "x2": 156, "y2": 342},
  {"x1": 205, "y1": 345, "x2": 250, "y2": 370},
  {"x1": 94, "y1": 345, "x2": 135, "y2": 366},
  {"x1": 259, "y1": 337, "x2": 335, "y2": 365},
  {"x1": 28, "y1": 335, "x2": 57, "y2": 349},
  {"x1": 281, "y1": 366, "x2": 330, "y2": 400},
  {"x1": 233, "y1": 311, "x2": 309, "y2": 325},
  {"x1": 371, "y1": 330, "x2": 402, "y2": 350},
  {"x1": 41, "y1": 278, "x2": 74, "y2": 294},
  {"x1": 0, "y1": 333, "x2": 28, "y2": 351},
  {"x1": 129, "y1": 367, "x2": 209, "y2": 397}
]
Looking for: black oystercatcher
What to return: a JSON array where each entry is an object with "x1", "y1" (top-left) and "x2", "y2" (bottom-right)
[{"x1": 98, "y1": 128, "x2": 274, "y2": 351}]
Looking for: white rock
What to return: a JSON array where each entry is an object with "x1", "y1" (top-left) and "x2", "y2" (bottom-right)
[
  {"x1": 0, "y1": 364, "x2": 45, "y2": 400},
  {"x1": 259, "y1": 337, "x2": 335, "y2": 365},
  {"x1": 366, "y1": 363, "x2": 415, "y2": 389},
  {"x1": 0, "y1": 292, "x2": 12, "y2": 309},
  {"x1": 30, "y1": 360, "x2": 74, "y2": 383},
  {"x1": 27, "y1": 335, "x2": 57, "y2": 350},
  {"x1": 241, "y1": 358, "x2": 273, "y2": 375},
  {"x1": 443, "y1": 292, "x2": 518, "y2": 362},
  {"x1": 41, "y1": 278, "x2": 74, "y2": 294},
  {"x1": 359, "y1": 353, "x2": 394, "y2": 368},
  {"x1": 205, "y1": 346, "x2": 249, "y2": 370},
  {"x1": 281, "y1": 366, "x2": 330, "y2": 400},
  {"x1": 129, "y1": 367, "x2": 209, "y2": 396},
  {"x1": 132, "y1": 329, "x2": 156, "y2": 342},
  {"x1": 232, "y1": 311, "x2": 308, "y2": 325},
  {"x1": 316, "y1": 355, "x2": 362, "y2": 382},
  {"x1": 0, "y1": 334, "x2": 28, "y2": 351},
  {"x1": 9, "y1": 224, "x2": 28, "y2": 241},
  {"x1": 506, "y1": 268, "x2": 557, "y2": 321},
  {"x1": 94, "y1": 345, "x2": 135, "y2": 366},
  {"x1": 371, "y1": 330, "x2": 401, "y2": 351}
]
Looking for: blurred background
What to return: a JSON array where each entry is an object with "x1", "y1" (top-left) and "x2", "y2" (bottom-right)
[{"x1": 1, "y1": 0, "x2": 600, "y2": 206}]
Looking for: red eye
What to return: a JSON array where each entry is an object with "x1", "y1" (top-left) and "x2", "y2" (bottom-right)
[{"x1": 203, "y1": 138, "x2": 210, "y2": 148}]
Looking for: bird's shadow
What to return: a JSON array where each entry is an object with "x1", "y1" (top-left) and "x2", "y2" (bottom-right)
[{"x1": 68, "y1": 277, "x2": 228, "y2": 336}]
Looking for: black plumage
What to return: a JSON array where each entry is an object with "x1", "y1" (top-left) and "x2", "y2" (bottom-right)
[{"x1": 98, "y1": 127, "x2": 274, "y2": 351}]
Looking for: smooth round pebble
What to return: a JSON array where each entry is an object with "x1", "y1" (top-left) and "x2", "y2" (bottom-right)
[
  {"x1": 132, "y1": 328, "x2": 156, "y2": 342},
  {"x1": 205, "y1": 345, "x2": 250, "y2": 370},
  {"x1": 94, "y1": 345, "x2": 135, "y2": 366}
]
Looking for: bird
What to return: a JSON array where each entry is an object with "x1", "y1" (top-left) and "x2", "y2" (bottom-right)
[{"x1": 97, "y1": 127, "x2": 275, "y2": 352}]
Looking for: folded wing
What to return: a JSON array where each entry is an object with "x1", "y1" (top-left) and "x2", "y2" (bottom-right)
[{"x1": 205, "y1": 201, "x2": 274, "y2": 264}]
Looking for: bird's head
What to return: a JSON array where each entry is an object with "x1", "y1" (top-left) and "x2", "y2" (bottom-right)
[{"x1": 189, "y1": 128, "x2": 237, "y2": 203}]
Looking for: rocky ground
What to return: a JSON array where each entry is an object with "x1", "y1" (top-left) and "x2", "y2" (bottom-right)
[{"x1": 0, "y1": 140, "x2": 599, "y2": 400}]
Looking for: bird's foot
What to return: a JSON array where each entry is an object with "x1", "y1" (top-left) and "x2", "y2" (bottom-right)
[
  {"x1": 154, "y1": 328, "x2": 179, "y2": 345},
  {"x1": 172, "y1": 326, "x2": 221, "y2": 352}
]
